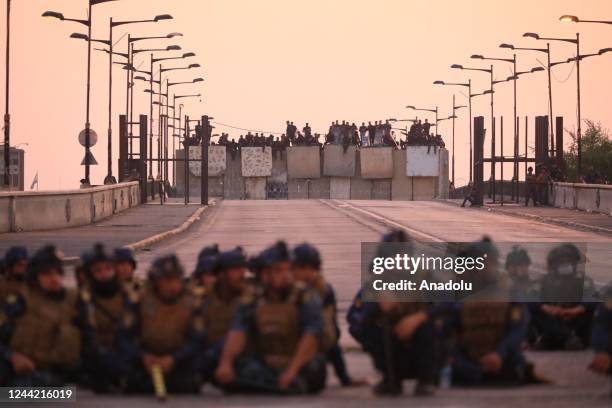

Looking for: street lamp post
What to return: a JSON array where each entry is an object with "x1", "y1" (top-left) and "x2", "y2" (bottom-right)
[
  {"x1": 3, "y1": 0, "x2": 11, "y2": 188},
  {"x1": 523, "y1": 32, "x2": 582, "y2": 176},
  {"x1": 433, "y1": 80, "x2": 473, "y2": 182},
  {"x1": 43, "y1": 0, "x2": 119, "y2": 186}
]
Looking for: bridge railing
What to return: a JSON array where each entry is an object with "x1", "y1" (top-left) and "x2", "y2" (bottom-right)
[
  {"x1": 0, "y1": 182, "x2": 140, "y2": 233},
  {"x1": 551, "y1": 182, "x2": 612, "y2": 215}
]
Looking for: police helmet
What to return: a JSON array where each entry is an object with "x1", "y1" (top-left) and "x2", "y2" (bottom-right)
[
  {"x1": 4, "y1": 246, "x2": 28, "y2": 269},
  {"x1": 506, "y1": 246, "x2": 531, "y2": 268},
  {"x1": 26, "y1": 245, "x2": 64, "y2": 282},
  {"x1": 198, "y1": 244, "x2": 220, "y2": 263},
  {"x1": 114, "y1": 247, "x2": 137, "y2": 269},
  {"x1": 546, "y1": 243, "x2": 583, "y2": 271},
  {"x1": 291, "y1": 243, "x2": 322, "y2": 271},
  {"x1": 81, "y1": 243, "x2": 112, "y2": 273},
  {"x1": 214, "y1": 247, "x2": 247, "y2": 275},
  {"x1": 459, "y1": 236, "x2": 499, "y2": 261},
  {"x1": 259, "y1": 241, "x2": 290, "y2": 268},
  {"x1": 148, "y1": 254, "x2": 184, "y2": 281}
]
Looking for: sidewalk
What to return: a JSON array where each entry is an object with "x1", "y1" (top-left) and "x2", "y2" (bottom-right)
[
  {"x1": 445, "y1": 198, "x2": 612, "y2": 235},
  {"x1": 0, "y1": 199, "x2": 207, "y2": 257}
]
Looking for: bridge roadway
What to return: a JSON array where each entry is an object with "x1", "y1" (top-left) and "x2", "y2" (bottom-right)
[{"x1": 8, "y1": 200, "x2": 612, "y2": 407}]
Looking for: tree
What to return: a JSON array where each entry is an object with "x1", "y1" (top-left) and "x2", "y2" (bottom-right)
[{"x1": 565, "y1": 120, "x2": 612, "y2": 183}]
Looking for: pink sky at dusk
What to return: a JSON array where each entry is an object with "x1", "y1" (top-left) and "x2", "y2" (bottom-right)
[{"x1": 1, "y1": 0, "x2": 611, "y2": 189}]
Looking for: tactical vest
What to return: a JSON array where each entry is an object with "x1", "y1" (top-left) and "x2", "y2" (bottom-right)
[
  {"x1": 460, "y1": 301, "x2": 510, "y2": 360},
  {"x1": 254, "y1": 286, "x2": 303, "y2": 369},
  {"x1": 0, "y1": 278, "x2": 25, "y2": 307},
  {"x1": 85, "y1": 291, "x2": 125, "y2": 348},
  {"x1": 139, "y1": 289, "x2": 197, "y2": 355},
  {"x1": 203, "y1": 289, "x2": 241, "y2": 345},
  {"x1": 9, "y1": 287, "x2": 81, "y2": 369}
]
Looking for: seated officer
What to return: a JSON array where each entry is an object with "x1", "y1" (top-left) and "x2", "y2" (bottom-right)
[
  {"x1": 114, "y1": 248, "x2": 141, "y2": 293},
  {"x1": 531, "y1": 244, "x2": 598, "y2": 350},
  {"x1": 215, "y1": 241, "x2": 326, "y2": 394},
  {"x1": 292, "y1": 243, "x2": 365, "y2": 388},
  {"x1": 0, "y1": 246, "x2": 86, "y2": 387},
  {"x1": 506, "y1": 246, "x2": 537, "y2": 302},
  {"x1": 200, "y1": 248, "x2": 249, "y2": 382},
  {"x1": 589, "y1": 286, "x2": 612, "y2": 398},
  {"x1": 450, "y1": 239, "x2": 533, "y2": 385},
  {"x1": 117, "y1": 255, "x2": 205, "y2": 394},
  {"x1": 360, "y1": 236, "x2": 440, "y2": 397},
  {"x1": 0, "y1": 247, "x2": 28, "y2": 307},
  {"x1": 80, "y1": 244, "x2": 131, "y2": 393},
  {"x1": 190, "y1": 245, "x2": 221, "y2": 292}
]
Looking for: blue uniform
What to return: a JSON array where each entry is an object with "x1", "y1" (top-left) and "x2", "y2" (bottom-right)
[{"x1": 225, "y1": 283, "x2": 326, "y2": 394}]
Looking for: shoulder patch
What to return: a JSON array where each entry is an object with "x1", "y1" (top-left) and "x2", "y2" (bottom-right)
[
  {"x1": 510, "y1": 306, "x2": 522, "y2": 322},
  {"x1": 80, "y1": 289, "x2": 91, "y2": 303}
]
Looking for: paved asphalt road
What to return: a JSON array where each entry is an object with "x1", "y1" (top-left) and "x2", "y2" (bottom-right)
[{"x1": 4, "y1": 200, "x2": 612, "y2": 407}]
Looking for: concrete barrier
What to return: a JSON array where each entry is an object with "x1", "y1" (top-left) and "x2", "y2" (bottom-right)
[
  {"x1": 0, "y1": 182, "x2": 141, "y2": 233},
  {"x1": 323, "y1": 145, "x2": 356, "y2": 177},
  {"x1": 288, "y1": 179, "x2": 309, "y2": 199},
  {"x1": 308, "y1": 178, "x2": 330, "y2": 199},
  {"x1": 372, "y1": 180, "x2": 391, "y2": 200},
  {"x1": 391, "y1": 149, "x2": 412, "y2": 201},
  {"x1": 267, "y1": 153, "x2": 288, "y2": 199},
  {"x1": 351, "y1": 151, "x2": 372, "y2": 199},
  {"x1": 224, "y1": 151, "x2": 245, "y2": 199},
  {"x1": 437, "y1": 149, "x2": 449, "y2": 199},
  {"x1": 287, "y1": 146, "x2": 321, "y2": 179},
  {"x1": 241, "y1": 147, "x2": 273, "y2": 177},
  {"x1": 552, "y1": 183, "x2": 612, "y2": 215},
  {"x1": 330, "y1": 177, "x2": 351, "y2": 199},
  {"x1": 188, "y1": 146, "x2": 227, "y2": 177},
  {"x1": 360, "y1": 147, "x2": 394, "y2": 179},
  {"x1": 245, "y1": 177, "x2": 267, "y2": 200}
]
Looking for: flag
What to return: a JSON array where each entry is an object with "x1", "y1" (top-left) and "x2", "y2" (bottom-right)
[{"x1": 30, "y1": 172, "x2": 38, "y2": 190}]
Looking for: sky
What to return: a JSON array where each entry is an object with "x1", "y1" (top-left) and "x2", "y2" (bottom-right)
[{"x1": 1, "y1": 0, "x2": 612, "y2": 189}]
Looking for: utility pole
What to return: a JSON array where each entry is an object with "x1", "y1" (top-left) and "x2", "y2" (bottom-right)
[
  {"x1": 200, "y1": 115, "x2": 212, "y2": 206},
  {"x1": 3, "y1": 0, "x2": 12, "y2": 188}
]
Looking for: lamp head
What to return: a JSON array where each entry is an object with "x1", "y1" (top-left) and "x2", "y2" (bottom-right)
[
  {"x1": 134, "y1": 75, "x2": 147, "y2": 81},
  {"x1": 483, "y1": 90, "x2": 494, "y2": 95},
  {"x1": 154, "y1": 14, "x2": 173, "y2": 22},
  {"x1": 559, "y1": 15, "x2": 579, "y2": 23},
  {"x1": 530, "y1": 67, "x2": 545, "y2": 72},
  {"x1": 451, "y1": 64, "x2": 463, "y2": 69},
  {"x1": 42, "y1": 11, "x2": 64, "y2": 20},
  {"x1": 193, "y1": 78, "x2": 204, "y2": 82},
  {"x1": 166, "y1": 45, "x2": 182, "y2": 51},
  {"x1": 70, "y1": 33, "x2": 89, "y2": 41},
  {"x1": 598, "y1": 48, "x2": 612, "y2": 55},
  {"x1": 523, "y1": 32, "x2": 540, "y2": 39},
  {"x1": 183, "y1": 52, "x2": 196, "y2": 58},
  {"x1": 189, "y1": 63, "x2": 201, "y2": 68},
  {"x1": 471, "y1": 54, "x2": 484, "y2": 59},
  {"x1": 167, "y1": 32, "x2": 183, "y2": 38},
  {"x1": 406, "y1": 105, "x2": 415, "y2": 110},
  {"x1": 499, "y1": 43, "x2": 515, "y2": 49},
  {"x1": 433, "y1": 80, "x2": 445, "y2": 85}
]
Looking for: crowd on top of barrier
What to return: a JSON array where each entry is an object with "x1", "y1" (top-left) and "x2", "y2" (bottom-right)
[
  {"x1": 0, "y1": 233, "x2": 610, "y2": 399},
  {"x1": 210, "y1": 120, "x2": 446, "y2": 158}
]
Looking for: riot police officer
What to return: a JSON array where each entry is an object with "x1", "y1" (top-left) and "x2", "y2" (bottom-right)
[
  {"x1": 531, "y1": 243, "x2": 598, "y2": 350},
  {"x1": 360, "y1": 231, "x2": 441, "y2": 396},
  {"x1": 215, "y1": 241, "x2": 326, "y2": 394},
  {"x1": 449, "y1": 239, "x2": 533, "y2": 385},
  {"x1": 292, "y1": 243, "x2": 365, "y2": 387},
  {"x1": 0, "y1": 246, "x2": 86, "y2": 387},
  {"x1": 114, "y1": 247, "x2": 141, "y2": 293},
  {"x1": 190, "y1": 245, "x2": 221, "y2": 292},
  {"x1": 506, "y1": 246, "x2": 536, "y2": 302},
  {"x1": 589, "y1": 286, "x2": 611, "y2": 398},
  {"x1": 117, "y1": 255, "x2": 204, "y2": 394},
  {"x1": 80, "y1": 244, "x2": 131, "y2": 393},
  {"x1": 200, "y1": 248, "x2": 249, "y2": 382},
  {"x1": 0, "y1": 247, "x2": 28, "y2": 307}
]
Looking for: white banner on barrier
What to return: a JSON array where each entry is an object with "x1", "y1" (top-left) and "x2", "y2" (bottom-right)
[
  {"x1": 189, "y1": 146, "x2": 227, "y2": 177},
  {"x1": 406, "y1": 146, "x2": 439, "y2": 177},
  {"x1": 241, "y1": 147, "x2": 273, "y2": 177}
]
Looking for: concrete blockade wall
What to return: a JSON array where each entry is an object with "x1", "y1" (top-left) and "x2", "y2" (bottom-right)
[
  {"x1": 245, "y1": 177, "x2": 267, "y2": 200},
  {"x1": 0, "y1": 182, "x2": 141, "y2": 233},
  {"x1": 351, "y1": 150, "x2": 372, "y2": 199},
  {"x1": 287, "y1": 146, "x2": 322, "y2": 179},
  {"x1": 552, "y1": 183, "x2": 612, "y2": 215},
  {"x1": 323, "y1": 145, "x2": 356, "y2": 177},
  {"x1": 391, "y1": 149, "x2": 412, "y2": 201},
  {"x1": 330, "y1": 177, "x2": 351, "y2": 199},
  {"x1": 360, "y1": 147, "x2": 394, "y2": 179}
]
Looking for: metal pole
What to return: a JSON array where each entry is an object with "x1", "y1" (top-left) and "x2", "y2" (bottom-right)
[
  {"x1": 575, "y1": 33, "x2": 582, "y2": 178},
  {"x1": 126, "y1": 34, "x2": 131, "y2": 157},
  {"x1": 469, "y1": 79, "x2": 473, "y2": 183},
  {"x1": 184, "y1": 115, "x2": 190, "y2": 205},
  {"x1": 148, "y1": 54, "x2": 153, "y2": 179},
  {"x1": 501, "y1": 116, "x2": 504, "y2": 206},
  {"x1": 104, "y1": 18, "x2": 114, "y2": 184},
  {"x1": 547, "y1": 43, "x2": 554, "y2": 155},
  {"x1": 201, "y1": 115, "x2": 209, "y2": 206},
  {"x1": 513, "y1": 55, "x2": 518, "y2": 201},
  {"x1": 172, "y1": 94, "x2": 176, "y2": 187},
  {"x1": 490, "y1": 65, "x2": 495, "y2": 200},
  {"x1": 84, "y1": 1, "x2": 93, "y2": 184},
  {"x1": 157, "y1": 68, "x2": 162, "y2": 179},
  {"x1": 129, "y1": 42, "x2": 135, "y2": 147},
  {"x1": 452, "y1": 94, "x2": 456, "y2": 186},
  {"x1": 3, "y1": 0, "x2": 11, "y2": 188}
]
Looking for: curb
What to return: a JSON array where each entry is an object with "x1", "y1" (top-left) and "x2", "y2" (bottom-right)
[
  {"x1": 126, "y1": 204, "x2": 211, "y2": 251},
  {"x1": 443, "y1": 199, "x2": 612, "y2": 235}
]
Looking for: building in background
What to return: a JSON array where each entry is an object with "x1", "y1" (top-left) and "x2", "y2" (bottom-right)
[{"x1": 0, "y1": 147, "x2": 25, "y2": 191}]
